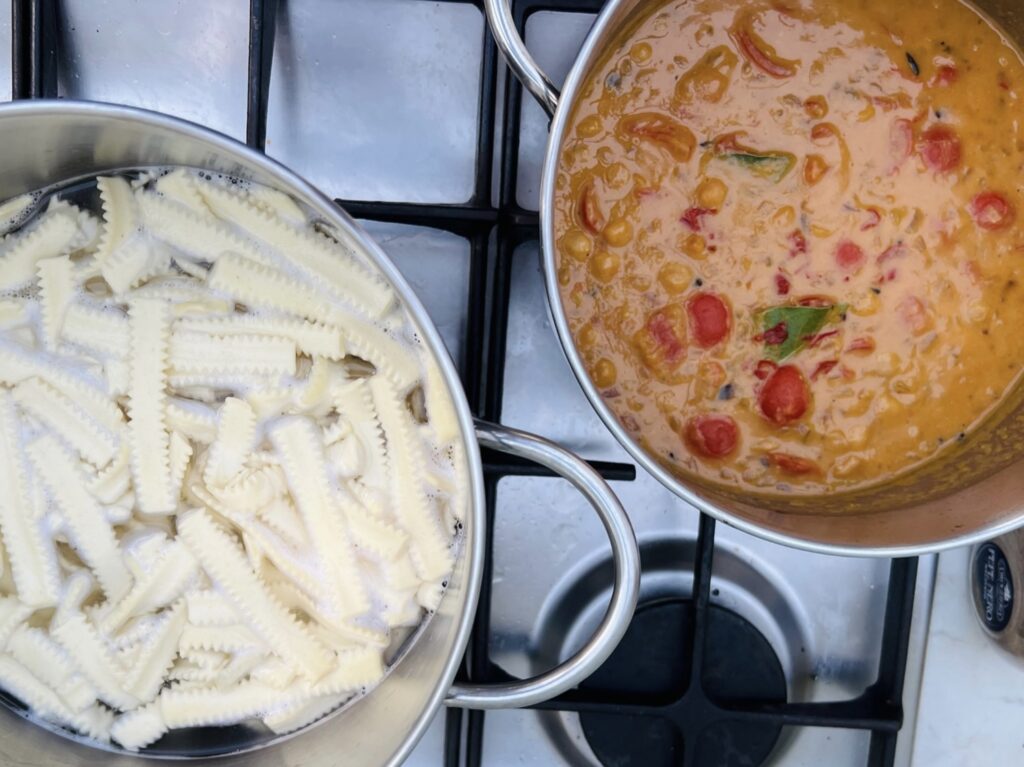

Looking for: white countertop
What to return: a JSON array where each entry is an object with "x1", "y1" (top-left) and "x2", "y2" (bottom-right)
[{"x1": 910, "y1": 546, "x2": 1024, "y2": 765}]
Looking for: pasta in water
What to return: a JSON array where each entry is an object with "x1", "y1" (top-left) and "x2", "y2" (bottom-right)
[{"x1": 0, "y1": 168, "x2": 467, "y2": 751}]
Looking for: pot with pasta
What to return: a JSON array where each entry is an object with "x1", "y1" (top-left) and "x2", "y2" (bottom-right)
[
  {"x1": 485, "y1": 0, "x2": 1024, "y2": 554},
  {"x1": 0, "y1": 101, "x2": 640, "y2": 764}
]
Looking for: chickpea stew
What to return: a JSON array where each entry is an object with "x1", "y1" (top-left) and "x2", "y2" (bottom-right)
[{"x1": 553, "y1": 0, "x2": 1024, "y2": 495}]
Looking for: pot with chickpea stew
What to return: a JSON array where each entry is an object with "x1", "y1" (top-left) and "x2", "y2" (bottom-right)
[{"x1": 485, "y1": 0, "x2": 1024, "y2": 554}]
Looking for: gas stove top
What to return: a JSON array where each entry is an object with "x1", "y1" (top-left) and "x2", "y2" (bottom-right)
[{"x1": 4, "y1": 1, "x2": 939, "y2": 765}]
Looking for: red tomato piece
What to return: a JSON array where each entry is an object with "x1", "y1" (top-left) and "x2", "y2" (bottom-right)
[
  {"x1": 648, "y1": 312, "x2": 685, "y2": 362},
  {"x1": 687, "y1": 293, "x2": 731, "y2": 348},
  {"x1": 930, "y1": 65, "x2": 958, "y2": 87},
  {"x1": 835, "y1": 240, "x2": 866, "y2": 272},
  {"x1": 846, "y1": 336, "x2": 876, "y2": 353},
  {"x1": 759, "y1": 365, "x2": 810, "y2": 425},
  {"x1": 877, "y1": 243, "x2": 907, "y2": 264},
  {"x1": 898, "y1": 296, "x2": 930, "y2": 335},
  {"x1": 811, "y1": 359, "x2": 838, "y2": 379},
  {"x1": 917, "y1": 124, "x2": 961, "y2": 173},
  {"x1": 775, "y1": 273, "x2": 791, "y2": 295},
  {"x1": 890, "y1": 119, "x2": 914, "y2": 166},
  {"x1": 685, "y1": 414, "x2": 739, "y2": 458},
  {"x1": 767, "y1": 452, "x2": 820, "y2": 475},
  {"x1": 760, "y1": 321, "x2": 789, "y2": 346},
  {"x1": 754, "y1": 359, "x2": 778, "y2": 380},
  {"x1": 579, "y1": 183, "x2": 604, "y2": 233},
  {"x1": 970, "y1": 191, "x2": 1015, "y2": 231},
  {"x1": 681, "y1": 206, "x2": 716, "y2": 232},
  {"x1": 860, "y1": 208, "x2": 881, "y2": 231},
  {"x1": 733, "y1": 28, "x2": 797, "y2": 78},
  {"x1": 788, "y1": 229, "x2": 808, "y2": 257},
  {"x1": 804, "y1": 329, "x2": 839, "y2": 348}
]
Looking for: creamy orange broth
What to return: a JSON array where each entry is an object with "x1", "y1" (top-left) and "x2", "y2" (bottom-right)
[{"x1": 553, "y1": 0, "x2": 1024, "y2": 494}]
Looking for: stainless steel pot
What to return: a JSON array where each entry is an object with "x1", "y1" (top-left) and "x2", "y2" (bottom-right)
[
  {"x1": 0, "y1": 101, "x2": 641, "y2": 765},
  {"x1": 485, "y1": 0, "x2": 1024, "y2": 557}
]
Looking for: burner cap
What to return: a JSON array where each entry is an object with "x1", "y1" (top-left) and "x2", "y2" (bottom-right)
[{"x1": 579, "y1": 598, "x2": 786, "y2": 767}]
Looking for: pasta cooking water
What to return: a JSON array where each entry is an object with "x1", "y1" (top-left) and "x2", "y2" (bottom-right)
[{"x1": 0, "y1": 168, "x2": 468, "y2": 751}]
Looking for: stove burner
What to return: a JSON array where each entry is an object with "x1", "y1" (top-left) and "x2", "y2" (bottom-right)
[{"x1": 579, "y1": 598, "x2": 787, "y2": 767}]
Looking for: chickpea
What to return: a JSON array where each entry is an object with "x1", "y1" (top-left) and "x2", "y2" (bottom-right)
[
  {"x1": 658, "y1": 262, "x2": 693, "y2": 294},
  {"x1": 594, "y1": 358, "x2": 618, "y2": 388},
  {"x1": 576, "y1": 114, "x2": 603, "y2": 138},
  {"x1": 630, "y1": 42, "x2": 653, "y2": 63},
  {"x1": 557, "y1": 266, "x2": 571, "y2": 287},
  {"x1": 561, "y1": 229, "x2": 593, "y2": 262},
  {"x1": 680, "y1": 233, "x2": 707, "y2": 260},
  {"x1": 851, "y1": 290, "x2": 880, "y2": 316},
  {"x1": 603, "y1": 218, "x2": 634, "y2": 247},
  {"x1": 604, "y1": 162, "x2": 631, "y2": 190},
  {"x1": 696, "y1": 177, "x2": 728, "y2": 208},
  {"x1": 771, "y1": 206, "x2": 796, "y2": 228},
  {"x1": 590, "y1": 250, "x2": 621, "y2": 282},
  {"x1": 578, "y1": 324, "x2": 598, "y2": 350}
]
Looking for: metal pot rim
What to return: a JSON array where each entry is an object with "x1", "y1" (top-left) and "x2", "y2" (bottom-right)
[{"x1": 528, "y1": 0, "x2": 1024, "y2": 558}]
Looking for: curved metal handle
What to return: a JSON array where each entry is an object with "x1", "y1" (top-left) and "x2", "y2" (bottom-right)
[
  {"x1": 446, "y1": 420, "x2": 640, "y2": 709},
  {"x1": 484, "y1": 0, "x2": 560, "y2": 118}
]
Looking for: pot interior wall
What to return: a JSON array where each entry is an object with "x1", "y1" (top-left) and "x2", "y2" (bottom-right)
[
  {"x1": 0, "y1": 103, "x2": 478, "y2": 766},
  {"x1": 549, "y1": 0, "x2": 1024, "y2": 552}
]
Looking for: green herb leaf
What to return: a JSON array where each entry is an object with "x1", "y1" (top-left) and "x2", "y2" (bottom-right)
[
  {"x1": 723, "y1": 152, "x2": 796, "y2": 182},
  {"x1": 759, "y1": 304, "x2": 847, "y2": 361}
]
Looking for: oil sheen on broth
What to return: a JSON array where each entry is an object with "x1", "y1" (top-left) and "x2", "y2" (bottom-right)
[{"x1": 554, "y1": 0, "x2": 1024, "y2": 494}]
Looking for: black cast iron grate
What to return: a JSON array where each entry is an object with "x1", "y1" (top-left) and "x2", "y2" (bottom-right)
[{"x1": 8, "y1": 1, "x2": 919, "y2": 765}]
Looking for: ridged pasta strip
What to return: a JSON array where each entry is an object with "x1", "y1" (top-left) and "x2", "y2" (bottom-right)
[
  {"x1": 60, "y1": 301, "x2": 130, "y2": 358},
  {"x1": 28, "y1": 435, "x2": 132, "y2": 602},
  {"x1": 165, "y1": 398, "x2": 218, "y2": 443},
  {"x1": 52, "y1": 614, "x2": 138, "y2": 711},
  {"x1": 0, "y1": 596, "x2": 34, "y2": 646},
  {"x1": 111, "y1": 702, "x2": 167, "y2": 751},
  {"x1": 37, "y1": 256, "x2": 74, "y2": 351},
  {"x1": 176, "y1": 508, "x2": 333, "y2": 681},
  {"x1": 334, "y1": 379, "x2": 388, "y2": 491},
  {"x1": 126, "y1": 603, "x2": 186, "y2": 703},
  {"x1": 5, "y1": 627, "x2": 77, "y2": 699},
  {"x1": 0, "y1": 202, "x2": 83, "y2": 291},
  {"x1": 168, "y1": 430, "x2": 193, "y2": 501},
  {"x1": 175, "y1": 313, "x2": 345, "y2": 359},
  {"x1": 158, "y1": 680, "x2": 309, "y2": 729},
  {"x1": 342, "y1": 493, "x2": 408, "y2": 561},
  {"x1": 0, "y1": 655, "x2": 108, "y2": 739},
  {"x1": 90, "y1": 444, "x2": 131, "y2": 504},
  {"x1": 371, "y1": 377, "x2": 453, "y2": 581},
  {"x1": 242, "y1": 180, "x2": 307, "y2": 226},
  {"x1": 184, "y1": 590, "x2": 237, "y2": 627},
  {"x1": 170, "y1": 331, "x2": 296, "y2": 377},
  {"x1": 96, "y1": 176, "x2": 136, "y2": 268},
  {"x1": 136, "y1": 191, "x2": 270, "y2": 266},
  {"x1": 12, "y1": 377, "x2": 120, "y2": 467},
  {"x1": 203, "y1": 397, "x2": 257, "y2": 487},
  {"x1": 308, "y1": 646, "x2": 385, "y2": 695},
  {"x1": 0, "y1": 394, "x2": 61, "y2": 606},
  {"x1": 98, "y1": 542, "x2": 197, "y2": 632},
  {"x1": 270, "y1": 417, "x2": 369, "y2": 618},
  {"x1": 206, "y1": 253, "x2": 338, "y2": 325},
  {"x1": 0, "y1": 337, "x2": 124, "y2": 432},
  {"x1": 179, "y1": 624, "x2": 264, "y2": 654},
  {"x1": 154, "y1": 169, "x2": 209, "y2": 216},
  {"x1": 103, "y1": 238, "x2": 171, "y2": 295},
  {"x1": 194, "y1": 181, "x2": 393, "y2": 318},
  {"x1": 127, "y1": 299, "x2": 175, "y2": 513},
  {"x1": 340, "y1": 317, "x2": 420, "y2": 393},
  {"x1": 263, "y1": 692, "x2": 346, "y2": 735},
  {"x1": 425, "y1": 359, "x2": 460, "y2": 445}
]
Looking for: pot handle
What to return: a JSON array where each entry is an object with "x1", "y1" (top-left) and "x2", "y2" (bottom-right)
[
  {"x1": 484, "y1": 0, "x2": 560, "y2": 118},
  {"x1": 445, "y1": 420, "x2": 640, "y2": 709}
]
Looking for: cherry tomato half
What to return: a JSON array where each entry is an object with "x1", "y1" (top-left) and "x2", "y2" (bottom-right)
[
  {"x1": 758, "y1": 365, "x2": 809, "y2": 425},
  {"x1": 687, "y1": 292, "x2": 731, "y2": 348},
  {"x1": 767, "y1": 452, "x2": 820, "y2": 475},
  {"x1": 918, "y1": 124, "x2": 961, "y2": 173},
  {"x1": 685, "y1": 414, "x2": 739, "y2": 458},
  {"x1": 970, "y1": 191, "x2": 1015, "y2": 231},
  {"x1": 835, "y1": 240, "x2": 865, "y2": 272}
]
